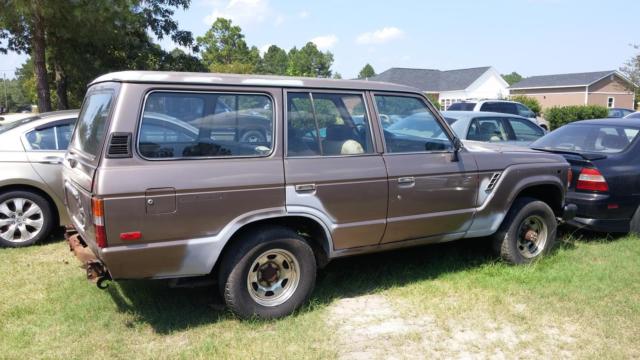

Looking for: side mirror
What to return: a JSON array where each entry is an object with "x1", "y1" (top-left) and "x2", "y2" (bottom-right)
[{"x1": 451, "y1": 137, "x2": 462, "y2": 162}]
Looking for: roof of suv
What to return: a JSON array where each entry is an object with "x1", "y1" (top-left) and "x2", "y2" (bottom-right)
[{"x1": 90, "y1": 71, "x2": 420, "y2": 93}]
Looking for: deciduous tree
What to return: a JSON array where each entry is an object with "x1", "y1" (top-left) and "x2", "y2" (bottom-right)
[{"x1": 357, "y1": 63, "x2": 376, "y2": 79}]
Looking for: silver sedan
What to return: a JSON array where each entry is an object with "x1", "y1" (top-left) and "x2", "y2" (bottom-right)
[
  {"x1": 442, "y1": 111, "x2": 546, "y2": 147},
  {"x1": 0, "y1": 110, "x2": 78, "y2": 247}
]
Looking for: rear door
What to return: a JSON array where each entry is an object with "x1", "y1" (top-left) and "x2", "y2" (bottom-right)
[
  {"x1": 24, "y1": 119, "x2": 75, "y2": 201},
  {"x1": 284, "y1": 90, "x2": 387, "y2": 249},
  {"x1": 64, "y1": 83, "x2": 119, "y2": 246},
  {"x1": 374, "y1": 93, "x2": 478, "y2": 243}
]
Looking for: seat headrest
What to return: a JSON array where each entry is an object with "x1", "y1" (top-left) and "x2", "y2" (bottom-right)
[
  {"x1": 601, "y1": 134, "x2": 628, "y2": 150},
  {"x1": 326, "y1": 125, "x2": 353, "y2": 141}
]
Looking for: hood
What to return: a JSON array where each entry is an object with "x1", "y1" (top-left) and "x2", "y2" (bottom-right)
[{"x1": 462, "y1": 140, "x2": 539, "y2": 154}]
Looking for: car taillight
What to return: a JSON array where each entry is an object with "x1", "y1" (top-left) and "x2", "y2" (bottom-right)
[
  {"x1": 576, "y1": 168, "x2": 609, "y2": 192},
  {"x1": 92, "y1": 197, "x2": 107, "y2": 248}
]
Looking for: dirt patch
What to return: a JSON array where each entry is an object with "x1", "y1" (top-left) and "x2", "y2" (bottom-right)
[{"x1": 327, "y1": 294, "x2": 578, "y2": 359}]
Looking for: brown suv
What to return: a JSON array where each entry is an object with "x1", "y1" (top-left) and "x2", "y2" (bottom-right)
[{"x1": 64, "y1": 71, "x2": 575, "y2": 319}]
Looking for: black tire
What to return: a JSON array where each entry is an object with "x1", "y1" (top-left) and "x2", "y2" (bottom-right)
[
  {"x1": 491, "y1": 197, "x2": 557, "y2": 264},
  {"x1": 240, "y1": 129, "x2": 266, "y2": 143},
  {"x1": 218, "y1": 226, "x2": 317, "y2": 319},
  {"x1": 629, "y1": 205, "x2": 640, "y2": 235},
  {"x1": 0, "y1": 190, "x2": 55, "y2": 247}
]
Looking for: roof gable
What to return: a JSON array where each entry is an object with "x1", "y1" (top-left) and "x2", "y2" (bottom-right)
[
  {"x1": 369, "y1": 67, "x2": 493, "y2": 92},
  {"x1": 509, "y1": 70, "x2": 628, "y2": 89}
]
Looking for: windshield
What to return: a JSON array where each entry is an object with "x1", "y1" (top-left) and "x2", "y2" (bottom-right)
[
  {"x1": 447, "y1": 102, "x2": 475, "y2": 111},
  {"x1": 70, "y1": 90, "x2": 115, "y2": 158},
  {"x1": 0, "y1": 115, "x2": 40, "y2": 135},
  {"x1": 531, "y1": 123, "x2": 639, "y2": 154}
]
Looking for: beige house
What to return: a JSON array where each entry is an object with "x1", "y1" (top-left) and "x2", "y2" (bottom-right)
[{"x1": 510, "y1": 70, "x2": 636, "y2": 110}]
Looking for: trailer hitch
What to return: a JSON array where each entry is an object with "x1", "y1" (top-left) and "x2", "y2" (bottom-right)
[{"x1": 86, "y1": 260, "x2": 111, "y2": 289}]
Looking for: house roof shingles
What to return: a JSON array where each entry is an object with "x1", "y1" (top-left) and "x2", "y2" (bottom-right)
[
  {"x1": 509, "y1": 70, "x2": 617, "y2": 89},
  {"x1": 369, "y1": 67, "x2": 491, "y2": 92}
]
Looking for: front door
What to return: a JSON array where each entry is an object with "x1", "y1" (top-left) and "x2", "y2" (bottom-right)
[
  {"x1": 373, "y1": 93, "x2": 478, "y2": 244},
  {"x1": 284, "y1": 90, "x2": 388, "y2": 250}
]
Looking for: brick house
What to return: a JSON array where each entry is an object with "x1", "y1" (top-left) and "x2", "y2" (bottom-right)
[{"x1": 510, "y1": 70, "x2": 636, "y2": 110}]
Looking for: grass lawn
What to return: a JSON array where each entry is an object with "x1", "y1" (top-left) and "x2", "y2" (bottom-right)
[{"x1": 0, "y1": 229, "x2": 638, "y2": 359}]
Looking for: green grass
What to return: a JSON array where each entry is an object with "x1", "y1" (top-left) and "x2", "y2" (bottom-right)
[{"x1": 1, "y1": 230, "x2": 639, "y2": 359}]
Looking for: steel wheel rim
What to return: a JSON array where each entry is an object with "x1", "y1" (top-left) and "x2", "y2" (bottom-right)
[
  {"x1": 247, "y1": 249, "x2": 300, "y2": 307},
  {"x1": 517, "y1": 215, "x2": 548, "y2": 258},
  {"x1": 0, "y1": 198, "x2": 44, "y2": 243},
  {"x1": 241, "y1": 132, "x2": 265, "y2": 143}
]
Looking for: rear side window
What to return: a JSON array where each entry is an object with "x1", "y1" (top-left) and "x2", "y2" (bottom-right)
[
  {"x1": 480, "y1": 102, "x2": 518, "y2": 115},
  {"x1": 72, "y1": 92, "x2": 114, "y2": 157},
  {"x1": 447, "y1": 102, "x2": 475, "y2": 111},
  {"x1": 287, "y1": 92, "x2": 373, "y2": 157},
  {"x1": 26, "y1": 123, "x2": 73, "y2": 150},
  {"x1": 139, "y1": 92, "x2": 273, "y2": 159}
]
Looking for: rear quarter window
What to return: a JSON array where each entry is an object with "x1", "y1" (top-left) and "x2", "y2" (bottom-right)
[{"x1": 71, "y1": 91, "x2": 115, "y2": 158}]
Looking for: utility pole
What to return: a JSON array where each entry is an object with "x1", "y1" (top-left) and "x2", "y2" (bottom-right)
[{"x1": 2, "y1": 72, "x2": 7, "y2": 113}]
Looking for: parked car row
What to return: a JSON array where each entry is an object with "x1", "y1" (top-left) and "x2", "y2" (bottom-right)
[{"x1": 0, "y1": 71, "x2": 636, "y2": 320}]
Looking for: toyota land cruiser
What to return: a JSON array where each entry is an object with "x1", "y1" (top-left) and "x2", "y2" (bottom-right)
[{"x1": 64, "y1": 71, "x2": 575, "y2": 319}]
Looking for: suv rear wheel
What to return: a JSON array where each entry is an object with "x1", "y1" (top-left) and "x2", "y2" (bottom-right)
[
  {"x1": 219, "y1": 226, "x2": 317, "y2": 319},
  {"x1": 492, "y1": 197, "x2": 557, "y2": 264},
  {"x1": 0, "y1": 190, "x2": 54, "y2": 247}
]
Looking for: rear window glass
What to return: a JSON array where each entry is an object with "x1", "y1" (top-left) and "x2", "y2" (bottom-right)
[
  {"x1": 532, "y1": 124, "x2": 640, "y2": 154},
  {"x1": 71, "y1": 91, "x2": 114, "y2": 157},
  {"x1": 447, "y1": 103, "x2": 475, "y2": 111},
  {"x1": 139, "y1": 92, "x2": 273, "y2": 159}
]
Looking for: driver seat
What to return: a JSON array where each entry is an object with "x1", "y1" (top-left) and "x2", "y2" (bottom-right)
[{"x1": 322, "y1": 125, "x2": 364, "y2": 155}]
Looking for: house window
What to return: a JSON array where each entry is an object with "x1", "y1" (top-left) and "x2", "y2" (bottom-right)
[{"x1": 607, "y1": 97, "x2": 615, "y2": 108}]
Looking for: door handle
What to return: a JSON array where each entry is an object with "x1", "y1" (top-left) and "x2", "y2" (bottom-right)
[
  {"x1": 397, "y1": 176, "x2": 415, "y2": 185},
  {"x1": 41, "y1": 156, "x2": 63, "y2": 165},
  {"x1": 295, "y1": 184, "x2": 316, "y2": 193}
]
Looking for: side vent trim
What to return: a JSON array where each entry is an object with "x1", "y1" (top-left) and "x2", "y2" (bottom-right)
[
  {"x1": 486, "y1": 172, "x2": 502, "y2": 192},
  {"x1": 107, "y1": 132, "x2": 132, "y2": 158}
]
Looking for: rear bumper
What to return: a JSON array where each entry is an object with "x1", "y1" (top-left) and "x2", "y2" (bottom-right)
[{"x1": 567, "y1": 217, "x2": 629, "y2": 233}]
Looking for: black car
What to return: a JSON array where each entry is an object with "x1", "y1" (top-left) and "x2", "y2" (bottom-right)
[{"x1": 531, "y1": 118, "x2": 640, "y2": 233}]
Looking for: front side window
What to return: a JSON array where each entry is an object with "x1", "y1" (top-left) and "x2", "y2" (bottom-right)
[
  {"x1": 139, "y1": 92, "x2": 273, "y2": 159},
  {"x1": 467, "y1": 117, "x2": 509, "y2": 142},
  {"x1": 287, "y1": 92, "x2": 373, "y2": 157},
  {"x1": 508, "y1": 118, "x2": 544, "y2": 142},
  {"x1": 516, "y1": 103, "x2": 533, "y2": 117},
  {"x1": 375, "y1": 95, "x2": 452, "y2": 153},
  {"x1": 72, "y1": 91, "x2": 114, "y2": 157}
]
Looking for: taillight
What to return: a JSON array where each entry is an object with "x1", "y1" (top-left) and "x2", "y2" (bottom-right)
[
  {"x1": 576, "y1": 168, "x2": 609, "y2": 192},
  {"x1": 92, "y1": 197, "x2": 107, "y2": 248}
]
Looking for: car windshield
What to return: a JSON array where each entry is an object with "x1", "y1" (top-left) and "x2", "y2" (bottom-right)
[
  {"x1": 447, "y1": 103, "x2": 475, "y2": 111},
  {"x1": 0, "y1": 115, "x2": 41, "y2": 135},
  {"x1": 531, "y1": 123, "x2": 640, "y2": 154}
]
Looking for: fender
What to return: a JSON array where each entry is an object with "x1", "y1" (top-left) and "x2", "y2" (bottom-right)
[{"x1": 465, "y1": 162, "x2": 566, "y2": 238}]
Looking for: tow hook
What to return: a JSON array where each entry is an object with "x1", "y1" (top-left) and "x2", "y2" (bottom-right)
[{"x1": 86, "y1": 260, "x2": 111, "y2": 289}]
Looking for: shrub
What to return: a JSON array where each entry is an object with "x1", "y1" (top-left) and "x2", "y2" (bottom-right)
[
  {"x1": 545, "y1": 105, "x2": 609, "y2": 129},
  {"x1": 510, "y1": 95, "x2": 541, "y2": 116}
]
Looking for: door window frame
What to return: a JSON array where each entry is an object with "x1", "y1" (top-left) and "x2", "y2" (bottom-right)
[
  {"x1": 284, "y1": 88, "x2": 379, "y2": 158},
  {"x1": 22, "y1": 118, "x2": 76, "y2": 152},
  {"x1": 370, "y1": 91, "x2": 457, "y2": 155},
  {"x1": 505, "y1": 117, "x2": 544, "y2": 141},
  {"x1": 135, "y1": 89, "x2": 277, "y2": 161}
]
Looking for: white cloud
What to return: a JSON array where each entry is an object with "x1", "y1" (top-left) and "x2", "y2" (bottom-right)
[
  {"x1": 259, "y1": 43, "x2": 272, "y2": 55},
  {"x1": 298, "y1": 10, "x2": 310, "y2": 19},
  {"x1": 203, "y1": 0, "x2": 282, "y2": 27},
  {"x1": 311, "y1": 35, "x2": 338, "y2": 51},
  {"x1": 356, "y1": 27, "x2": 404, "y2": 45}
]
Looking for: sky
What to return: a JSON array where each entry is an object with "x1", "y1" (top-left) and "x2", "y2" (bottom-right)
[{"x1": 1, "y1": 0, "x2": 639, "y2": 79}]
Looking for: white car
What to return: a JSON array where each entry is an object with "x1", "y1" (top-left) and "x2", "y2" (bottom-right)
[{"x1": 447, "y1": 100, "x2": 549, "y2": 130}]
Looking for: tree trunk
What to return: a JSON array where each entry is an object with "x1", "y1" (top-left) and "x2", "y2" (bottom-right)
[
  {"x1": 31, "y1": 1, "x2": 51, "y2": 112},
  {"x1": 54, "y1": 62, "x2": 68, "y2": 110}
]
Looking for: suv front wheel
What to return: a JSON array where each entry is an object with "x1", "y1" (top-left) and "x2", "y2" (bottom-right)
[
  {"x1": 492, "y1": 197, "x2": 557, "y2": 264},
  {"x1": 219, "y1": 226, "x2": 317, "y2": 319}
]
